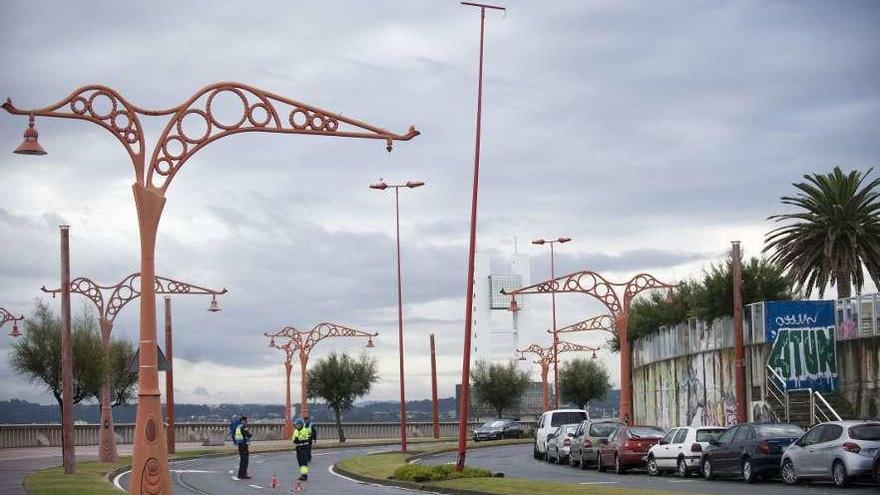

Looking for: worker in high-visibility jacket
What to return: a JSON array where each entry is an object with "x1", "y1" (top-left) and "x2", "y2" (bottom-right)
[
  {"x1": 292, "y1": 417, "x2": 312, "y2": 481},
  {"x1": 234, "y1": 416, "x2": 252, "y2": 480}
]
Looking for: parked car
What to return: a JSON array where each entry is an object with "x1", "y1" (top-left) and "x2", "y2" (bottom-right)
[
  {"x1": 546, "y1": 424, "x2": 580, "y2": 464},
  {"x1": 701, "y1": 422, "x2": 803, "y2": 483},
  {"x1": 646, "y1": 426, "x2": 726, "y2": 477},
  {"x1": 569, "y1": 418, "x2": 624, "y2": 469},
  {"x1": 472, "y1": 418, "x2": 524, "y2": 441},
  {"x1": 597, "y1": 425, "x2": 666, "y2": 474},
  {"x1": 533, "y1": 409, "x2": 588, "y2": 459},
  {"x1": 780, "y1": 420, "x2": 880, "y2": 487},
  {"x1": 874, "y1": 448, "x2": 880, "y2": 484}
]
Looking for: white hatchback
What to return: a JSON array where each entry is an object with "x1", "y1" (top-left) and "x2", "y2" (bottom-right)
[
  {"x1": 533, "y1": 409, "x2": 588, "y2": 459},
  {"x1": 646, "y1": 426, "x2": 727, "y2": 477}
]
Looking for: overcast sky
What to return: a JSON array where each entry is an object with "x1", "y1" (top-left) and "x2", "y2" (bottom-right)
[{"x1": 1, "y1": 1, "x2": 877, "y2": 407}]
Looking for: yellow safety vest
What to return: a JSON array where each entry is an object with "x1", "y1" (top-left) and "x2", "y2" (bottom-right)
[
  {"x1": 235, "y1": 424, "x2": 245, "y2": 444},
  {"x1": 292, "y1": 426, "x2": 311, "y2": 442}
]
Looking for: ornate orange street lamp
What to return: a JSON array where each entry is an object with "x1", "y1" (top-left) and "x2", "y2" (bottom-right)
[
  {"x1": 369, "y1": 178, "x2": 425, "y2": 452},
  {"x1": 43, "y1": 274, "x2": 225, "y2": 462},
  {"x1": 505, "y1": 271, "x2": 677, "y2": 425},
  {"x1": 4, "y1": 82, "x2": 417, "y2": 494},
  {"x1": 264, "y1": 332, "x2": 297, "y2": 440},
  {"x1": 552, "y1": 314, "x2": 616, "y2": 338},
  {"x1": 532, "y1": 236, "x2": 571, "y2": 409},
  {"x1": 265, "y1": 322, "x2": 377, "y2": 427},
  {"x1": 517, "y1": 340, "x2": 600, "y2": 412},
  {"x1": 1, "y1": 307, "x2": 24, "y2": 337}
]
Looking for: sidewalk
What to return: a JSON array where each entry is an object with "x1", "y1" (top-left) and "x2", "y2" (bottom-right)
[{"x1": 0, "y1": 436, "x2": 437, "y2": 495}]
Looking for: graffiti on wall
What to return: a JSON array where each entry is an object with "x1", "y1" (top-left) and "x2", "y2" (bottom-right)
[{"x1": 765, "y1": 300, "x2": 837, "y2": 391}]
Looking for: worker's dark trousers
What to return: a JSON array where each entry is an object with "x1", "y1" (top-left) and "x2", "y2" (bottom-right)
[
  {"x1": 296, "y1": 444, "x2": 311, "y2": 476},
  {"x1": 238, "y1": 443, "x2": 249, "y2": 477}
]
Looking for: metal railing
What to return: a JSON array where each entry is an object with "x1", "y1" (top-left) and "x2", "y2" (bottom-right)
[
  {"x1": 766, "y1": 365, "x2": 789, "y2": 421},
  {"x1": 813, "y1": 391, "x2": 842, "y2": 424}
]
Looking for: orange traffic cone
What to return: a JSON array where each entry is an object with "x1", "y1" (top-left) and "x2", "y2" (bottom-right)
[{"x1": 271, "y1": 473, "x2": 278, "y2": 488}]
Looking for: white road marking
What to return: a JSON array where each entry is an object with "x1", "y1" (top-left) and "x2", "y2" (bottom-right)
[
  {"x1": 328, "y1": 464, "x2": 446, "y2": 494},
  {"x1": 248, "y1": 484, "x2": 263, "y2": 489},
  {"x1": 579, "y1": 481, "x2": 619, "y2": 485},
  {"x1": 169, "y1": 469, "x2": 218, "y2": 473},
  {"x1": 666, "y1": 479, "x2": 696, "y2": 483}
]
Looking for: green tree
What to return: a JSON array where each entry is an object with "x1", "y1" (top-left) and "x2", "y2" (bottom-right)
[
  {"x1": 10, "y1": 301, "x2": 105, "y2": 412},
  {"x1": 470, "y1": 360, "x2": 530, "y2": 418},
  {"x1": 98, "y1": 338, "x2": 138, "y2": 407},
  {"x1": 307, "y1": 352, "x2": 378, "y2": 442},
  {"x1": 559, "y1": 358, "x2": 611, "y2": 409},
  {"x1": 764, "y1": 166, "x2": 880, "y2": 298}
]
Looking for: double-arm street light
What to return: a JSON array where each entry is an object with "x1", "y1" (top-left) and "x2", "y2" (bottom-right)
[
  {"x1": 369, "y1": 178, "x2": 424, "y2": 452},
  {"x1": 457, "y1": 0, "x2": 505, "y2": 472},
  {"x1": 265, "y1": 322, "x2": 377, "y2": 425},
  {"x1": 504, "y1": 271, "x2": 677, "y2": 425},
  {"x1": 1, "y1": 307, "x2": 24, "y2": 337},
  {"x1": 4, "y1": 82, "x2": 417, "y2": 494},
  {"x1": 532, "y1": 237, "x2": 571, "y2": 409},
  {"x1": 43, "y1": 273, "x2": 225, "y2": 461},
  {"x1": 265, "y1": 333, "x2": 297, "y2": 440},
  {"x1": 516, "y1": 340, "x2": 600, "y2": 412}
]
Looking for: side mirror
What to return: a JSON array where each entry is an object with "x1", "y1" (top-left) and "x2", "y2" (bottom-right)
[
  {"x1": 568, "y1": 432, "x2": 575, "y2": 437},
  {"x1": 659, "y1": 439, "x2": 668, "y2": 445},
  {"x1": 708, "y1": 439, "x2": 719, "y2": 446},
  {"x1": 547, "y1": 434, "x2": 555, "y2": 440}
]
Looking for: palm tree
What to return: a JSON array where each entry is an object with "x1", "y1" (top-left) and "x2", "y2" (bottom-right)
[{"x1": 764, "y1": 166, "x2": 880, "y2": 298}]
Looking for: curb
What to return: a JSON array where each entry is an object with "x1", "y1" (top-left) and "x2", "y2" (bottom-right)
[{"x1": 332, "y1": 440, "x2": 531, "y2": 495}]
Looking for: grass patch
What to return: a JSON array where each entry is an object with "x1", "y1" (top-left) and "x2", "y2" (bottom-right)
[
  {"x1": 335, "y1": 452, "x2": 411, "y2": 480},
  {"x1": 392, "y1": 463, "x2": 491, "y2": 482},
  {"x1": 24, "y1": 462, "x2": 123, "y2": 495},
  {"x1": 434, "y1": 478, "x2": 688, "y2": 495}
]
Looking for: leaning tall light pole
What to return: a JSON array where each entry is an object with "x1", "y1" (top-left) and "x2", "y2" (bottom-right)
[
  {"x1": 505, "y1": 271, "x2": 677, "y2": 425},
  {"x1": 42, "y1": 273, "x2": 226, "y2": 462},
  {"x1": 59, "y1": 225, "x2": 74, "y2": 474},
  {"x1": 731, "y1": 241, "x2": 747, "y2": 423},
  {"x1": 533, "y1": 237, "x2": 571, "y2": 409},
  {"x1": 4, "y1": 83, "x2": 417, "y2": 495},
  {"x1": 456, "y1": 0, "x2": 505, "y2": 472},
  {"x1": 430, "y1": 333, "x2": 440, "y2": 440},
  {"x1": 0, "y1": 307, "x2": 24, "y2": 337},
  {"x1": 370, "y1": 178, "x2": 424, "y2": 452}
]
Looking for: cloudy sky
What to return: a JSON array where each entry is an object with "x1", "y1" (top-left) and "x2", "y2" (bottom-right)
[{"x1": 0, "y1": 1, "x2": 877, "y2": 406}]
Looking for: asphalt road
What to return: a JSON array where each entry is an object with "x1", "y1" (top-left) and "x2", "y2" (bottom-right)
[
  {"x1": 422, "y1": 443, "x2": 879, "y2": 495},
  {"x1": 117, "y1": 445, "x2": 414, "y2": 495}
]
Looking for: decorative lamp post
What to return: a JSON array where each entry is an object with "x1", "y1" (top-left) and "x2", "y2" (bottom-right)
[
  {"x1": 42, "y1": 273, "x2": 225, "y2": 462},
  {"x1": 505, "y1": 271, "x2": 677, "y2": 425},
  {"x1": 430, "y1": 333, "x2": 440, "y2": 440},
  {"x1": 516, "y1": 340, "x2": 600, "y2": 412},
  {"x1": 456, "y1": 0, "x2": 505, "y2": 472},
  {"x1": 532, "y1": 237, "x2": 571, "y2": 409},
  {"x1": 265, "y1": 322, "x2": 378, "y2": 422},
  {"x1": 1, "y1": 307, "x2": 24, "y2": 337},
  {"x1": 369, "y1": 178, "x2": 424, "y2": 452},
  {"x1": 4, "y1": 82, "x2": 417, "y2": 494},
  {"x1": 551, "y1": 314, "x2": 616, "y2": 337},
  {"x1": 265, "y1": 331, "x2": 297, "y2": 439}
]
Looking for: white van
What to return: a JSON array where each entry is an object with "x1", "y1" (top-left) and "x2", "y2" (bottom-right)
[{"x1": 534, "y1": 409, "x2": 589, "y2": 459}]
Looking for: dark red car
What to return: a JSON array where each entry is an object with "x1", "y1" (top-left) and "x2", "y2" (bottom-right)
[{"x1": 597, "y1": 425, "x2": 666, "y2": 474}]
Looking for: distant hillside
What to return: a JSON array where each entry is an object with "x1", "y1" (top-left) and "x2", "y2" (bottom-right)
[{"x1": 0, "y1": 397, "x2": 460, "y2": 424}]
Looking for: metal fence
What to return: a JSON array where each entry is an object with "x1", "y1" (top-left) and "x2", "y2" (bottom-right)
[{"x1": 0, "y1": 420, "x2": 537, "y2": 449}]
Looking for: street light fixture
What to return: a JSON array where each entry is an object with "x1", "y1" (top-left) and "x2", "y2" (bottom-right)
[
  {"x1": 13, "y1": 115, "x2": 47, "y2": 156},
  {"x1": 1, "y1": 308, "x2": 24, "y2": 337},
  {"x1": 3, "y1": 82, "x2": 417, "y2": 494},
  {"x1": 531, "y1": 236, "x2": 572, "y2": 410},
  {"x1": 369, "y1": 178, "x2": 425, "y2": 453},
  {"x1": 207, "y1": 294, "x2": 222, "y2": 312}
]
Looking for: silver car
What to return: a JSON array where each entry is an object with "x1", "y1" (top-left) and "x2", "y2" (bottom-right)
[
  {"x1": 546, "y1": 424, "x2": 579, "y2": 465},
  {"x1": 781, "y1": 420, "x2": 880, "y2": 487}
]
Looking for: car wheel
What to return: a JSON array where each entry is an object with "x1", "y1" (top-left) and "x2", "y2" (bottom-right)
[
  {"x1": 597, "y1": 454, "x2": 607, "y2": 472},
  {"x1": 533, "y1": 443, "x2": 541, "y2": 460},
  {"x1": 702, "y1": 458, "x2": 714, "y2": 480},
  {"x1": 832, "y1": 460, "x2": 849, "y2": 488},
  {"x1": 559, "y1": 454, "x2": 567, "y2": 465},
  {"x1": 742, "y1": 457, "x2": 756, "y2": 484},
  {"x1": 579, "y1": 452, "x2": 589, "y2": 470},
  {"x1": 570, "y1": 453, "x2": 579, "y2": 467},
  {"x1": 614, "y1": 453, "x2": 626, "y2": 475},
  {"x1": 677, "y1": 457, "x2": 690, "y2": 477},
  {"x1": 874, "y1": 459, "x2": 880, "y2": 484},
  {"x1": 781, "y1": 460, "x2": 798, "y2": 486},
  {"x1": 647, "y1": 455, "x2": 660, "y2": 476}
]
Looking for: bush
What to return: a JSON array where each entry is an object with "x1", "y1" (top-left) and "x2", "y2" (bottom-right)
[{"x1": 391, "y1": 463, "x2": 492, "y2": 482}]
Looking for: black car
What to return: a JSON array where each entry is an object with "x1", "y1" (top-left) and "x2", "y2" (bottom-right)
[
  {"x1": 472, "y1": 419, "x2": 524, "y2": 441},
  {"x1": 701, "y1": 422, "x2": 803, "y2": 483},
  {"x1": 874, "y1": 448, "x2": 880, "y2": 485}
]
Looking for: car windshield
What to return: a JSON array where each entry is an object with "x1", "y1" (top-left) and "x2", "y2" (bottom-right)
[
  {"x1": 756, "y1": 424, "x2": 803, "y2": 439},
  {"x1": 630, "y1": 427, "x2": 665, "y2": 438},
  {"x1": 589, "y1": 422, "x2": 620, "y2": 437},
  {"x1": 551, "y1": 412, "x2": 587, "y2": 427},
  {"x1": 696, "y1": 429, "x2": 725, "y2": 442},
  {"x1": 482, "y1": 421, "x2": 506, "y2": 428},
  {"x1": 849, "y1": 424, "x2": 880, "y2": 440}
]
